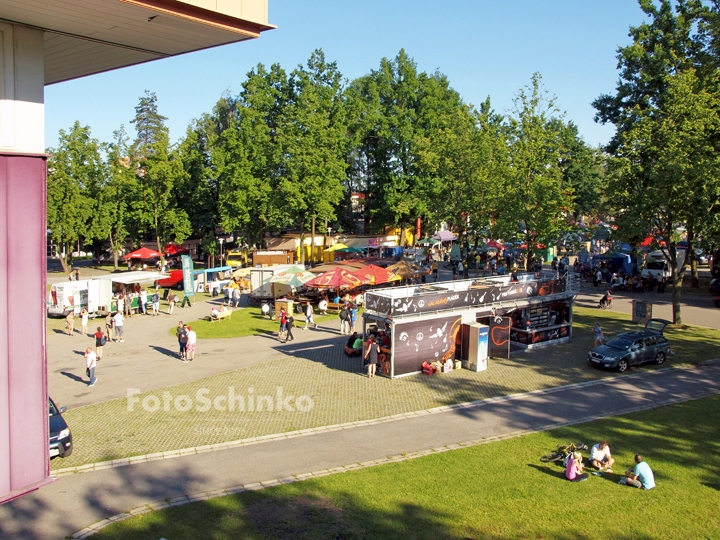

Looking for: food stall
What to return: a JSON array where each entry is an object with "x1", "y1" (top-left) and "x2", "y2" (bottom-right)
[
  {"x1": 362, "y1": 271, "x2": 580, "y2": 378},
  {"x1": 95, "y1": 271, "x2": 167, "y2": 314}
]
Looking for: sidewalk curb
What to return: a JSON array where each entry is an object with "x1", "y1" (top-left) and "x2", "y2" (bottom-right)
[
  {"x1": 70, "y1": 380, "x2": 720, "y2": 538},
  {"x1": 53, "y1": 359, "x2": 720, "y2": 478}
]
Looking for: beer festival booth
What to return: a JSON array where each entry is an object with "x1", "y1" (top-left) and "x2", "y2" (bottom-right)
[{"x1": 362, "y1": 271, "x2": 580, "y2": 378}]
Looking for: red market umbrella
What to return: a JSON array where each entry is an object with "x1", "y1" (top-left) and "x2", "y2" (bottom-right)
[
  {"x1": 304, "y1": 267, "x2": 366, "y2": 289},
  {"x1": 349, "y1": 264, "x2": 400, "y2": 286},
  {"x1": 487, "y1": 240, "x2": 504, "y2": 250},
  {"x1": 163, "y1": 244, "x2": 189, "y2": 256},
  {"x1": 122, "y1": 247, "x2": 161, "y2": 259}
]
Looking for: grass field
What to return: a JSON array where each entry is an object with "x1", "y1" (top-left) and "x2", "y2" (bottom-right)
[
  {"x1": 91, "y1": 393, "x2": 720, "y2": 540},
  {"x1": 175, "y1": 306, "x2": 351, "y2": 340}
]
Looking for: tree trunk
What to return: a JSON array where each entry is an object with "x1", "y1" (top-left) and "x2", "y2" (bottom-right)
[
  {"x1": 59, "y1": 241, "x2": 71, "y2": 274},
  {"x1": 109, "y1": 233, "x2": 119, "y2": 271},
  {"x1": 690, "y1": 252, "x2": 699, "y2": 288},
  {"x1": 669, "y1": 247, "x2": 682, "y2": 325}
]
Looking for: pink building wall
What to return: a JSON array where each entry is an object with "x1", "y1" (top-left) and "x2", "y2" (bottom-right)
[{"x1": 0, "y1": 153, "x2": 53, "y2": 504}]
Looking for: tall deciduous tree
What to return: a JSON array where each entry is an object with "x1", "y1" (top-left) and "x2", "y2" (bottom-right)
[
  {"x1": 275, "y1": 50, "x2": 347, "y2": 264},
  {"x1": 497, "y1": 74, "x2": 574, "y2": 270},
  {"x1": 47, "y1": 121, "x2": 104, "y2": 273},
  {"x1": 593, "y1": 0, "x2": 720, "y2": 323}
]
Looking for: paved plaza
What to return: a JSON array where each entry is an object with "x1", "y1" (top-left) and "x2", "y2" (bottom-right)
[{"x1": 0, "y1": 265, "x2": 717, "y2": 539}]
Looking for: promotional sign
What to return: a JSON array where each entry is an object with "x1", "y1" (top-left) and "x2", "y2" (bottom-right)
[
  {"x1": 489, "y1": 317, "x2": 511, "y2": 359},
  {"x1": 181, "y1": 255, "x2": 194, "y2": 298},
  {"x1": 392, "y1": 315, "x2": 462, "y2": 376},
  {"x1": 365, "y1": 278, "x2": 566, "y2": 317}
]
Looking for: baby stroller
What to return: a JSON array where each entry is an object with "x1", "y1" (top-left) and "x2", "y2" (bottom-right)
[{"x1": 599, "y1": 290, "x2": 613, "y2": 310}]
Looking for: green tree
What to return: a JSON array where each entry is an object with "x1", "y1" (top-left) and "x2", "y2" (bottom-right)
[
  {"x1": 97, "y1": 126, "x2": 138, "y2": 270},
  {"x1": 275, "y1": 50, "x2": 347, "y2": 264},
  {"x1": 130, "y1": 93, "x2": 191, "y2": 254},
  {"x1": 46, "y1": 121, "x2": 103, "y2": 273},
  {"x1": 496, "y1": 74, "x2": 574, "y2": 270},
  {"x1": 593, "y1": 0, "x2": 720, "y2": 323}
]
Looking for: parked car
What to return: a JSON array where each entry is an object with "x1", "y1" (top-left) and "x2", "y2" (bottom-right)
[
  {"x1": 49, "y1": 397, "x2": 73, "y2": 459},
  {"x1": 709, "y1": 278, "x2": 720, "y2": 294},
  {"x1": 588, "y1": 319, "x2": 671, "y2": 372},
  {"x1": 155, "y1": 269, "x2": 184, "y2": 290}
]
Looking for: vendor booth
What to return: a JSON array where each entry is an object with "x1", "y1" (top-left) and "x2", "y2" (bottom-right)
[{"x1": 362, "y1": 271, "x2": 580, "y2": 378}]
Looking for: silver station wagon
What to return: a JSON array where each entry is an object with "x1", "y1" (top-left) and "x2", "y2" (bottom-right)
[{"x1": 588, "y1": 319, "x2": 672, "y2": 372}]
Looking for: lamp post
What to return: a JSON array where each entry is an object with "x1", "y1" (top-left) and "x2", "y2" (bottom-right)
[{"x1": 219, "y1": 238, "x2": 224, "y2": 265}]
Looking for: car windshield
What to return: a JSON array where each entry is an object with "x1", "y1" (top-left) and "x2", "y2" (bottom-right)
[
  {"x1": 606, "y1": 338, "x2": 633, "y2": 350},
  {"x1": 49, "y1": 399, "x2": 59, "y2": 417}
]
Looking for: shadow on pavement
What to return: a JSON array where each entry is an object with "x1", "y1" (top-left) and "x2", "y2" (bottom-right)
[
  {"x1": 149, "y1": 345, "x2": 181, "y2": 359},
  {"x1": 60, "y1": 371, "x2": 86, "y2": 384}
]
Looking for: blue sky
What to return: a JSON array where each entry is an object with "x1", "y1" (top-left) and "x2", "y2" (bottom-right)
[{"x1": 44, "y1": 0, "x2": 648, "y2": 150}]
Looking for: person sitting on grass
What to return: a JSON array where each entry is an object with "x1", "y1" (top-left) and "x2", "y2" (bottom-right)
[
  {"x1": 621, "y1": 454, "x2": 655, "y2": 489},
  {"x1": 589, "y1": 441, "x2": 615, "y2": 472},
  {"x1": 565, "y1": 451, "x2": 589, "y2": 482}
]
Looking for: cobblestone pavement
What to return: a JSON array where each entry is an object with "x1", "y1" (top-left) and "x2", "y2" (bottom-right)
[{"x1": 50, "y1": 304, "x2": 720, "y2": 471}]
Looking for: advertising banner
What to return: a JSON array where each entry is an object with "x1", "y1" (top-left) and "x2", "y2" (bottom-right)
[
  {"x1": 365, "y1": 278, "x2": 566, "y2": 317},
  {"x1": 489, "y1": 317, "x2": 511, "y2": 359},
  {"x1": 181, "y1": 255, "x2": 194, "y2": 297},
  {"x1": 392, "y1": 314, "x2": 463, "y2": 376}
]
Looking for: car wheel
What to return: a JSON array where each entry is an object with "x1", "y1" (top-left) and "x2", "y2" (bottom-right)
[
  {"x1": 617, "y1": 359, "x2": 628, "y2": 372},
  {"x1": 655, "y1": 351, "x2": 665, "y2": 365}
]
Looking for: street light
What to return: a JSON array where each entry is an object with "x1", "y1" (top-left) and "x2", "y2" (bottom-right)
[{"x1": 219, "y1": 238, "x2": 224, "y2": 263}]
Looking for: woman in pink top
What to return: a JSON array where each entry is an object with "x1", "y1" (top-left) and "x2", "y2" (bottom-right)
[{"x1": 566, "y1": 452, "x2": 589, "y2": 482}]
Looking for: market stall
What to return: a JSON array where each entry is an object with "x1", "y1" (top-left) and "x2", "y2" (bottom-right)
[{"x1": 362, "y1": 271, "x2": 579, "y2": 378}]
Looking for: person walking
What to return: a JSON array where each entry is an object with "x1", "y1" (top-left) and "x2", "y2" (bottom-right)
[
  {"x1": 233, "y1": 287, "x2": 242, "y2": 308},
  {"x1": 65, "y1": 312, "x2": 75, "y2": 337},
  {"x1": 80, "y1": 308, "x2": 89, "y2": 335},
  {"x1": 185, "y1": 326, "x2": 197, "y2": 362},
  {"x1": 303, "y1": 302, "x2": 317, "y2": 330},
  {"x1": 167, "y1": 292, "x2": 177, "y2": 315},
  {"x1": 85, "y1": 347, "x2": 97, "y2": 387},
  {"x1": 594, "y1": 322, "x2": 604, "y2": 347},
  {"x1": 112, "y1": 311, "x2": 125, "y2": 342},
  {"x1": 364, "y1": 336, "x2": 379, "y2": 378},
  {"x1": 105, "y1": 312, "x2": 114, "y2": 342},
  {"x1": 151, "y1": 291, "x2": 160, "y2": 316},
  {"x1": 94, "y1": 326, "x2": 106, "y2": 360},
  {"x1": 283, "y1": 314, "x2": 295, "y2": 343}
]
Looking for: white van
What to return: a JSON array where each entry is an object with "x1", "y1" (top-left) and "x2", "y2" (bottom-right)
[{"x1": 641, "y1": 249, "x2": 686, "y2": 280}]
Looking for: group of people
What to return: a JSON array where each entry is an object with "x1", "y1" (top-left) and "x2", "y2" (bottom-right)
[
  {"x1": 565, "y1": 440, "x2": 656, "y2": 490},
  {"x1": 175, "y1": 321, "x2": 197, "y2": 362}
]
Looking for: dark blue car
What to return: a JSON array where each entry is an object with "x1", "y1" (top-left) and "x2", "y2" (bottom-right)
[
  {"x1": 588, "y1": 319, "x2": 671, "y2": 372},
  {"x1": 49, "y1": 397, "x2": 73, "y2": 459}
]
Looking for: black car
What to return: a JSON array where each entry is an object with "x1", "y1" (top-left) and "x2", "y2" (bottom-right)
[
  {"x1": 588, "y1": 319, "x2": 672, "y2": 372},
  {"x1": 49, "y1": 397, "x2": 73, "y2": 459},
  {"x1": 709, "y1": 278, "x2": 720, "y2": 294}
]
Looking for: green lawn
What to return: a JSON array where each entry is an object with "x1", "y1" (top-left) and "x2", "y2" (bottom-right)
[
  {"x1": 172, "y1": 306, "x2": 347, "y2": 339},
  {"x1": 91, "y1": 394, "x2": 720, "y2": 540}
]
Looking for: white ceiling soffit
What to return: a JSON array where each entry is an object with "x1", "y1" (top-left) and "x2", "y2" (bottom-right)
[{"x1": 0, "y1": 0, "x2": 275, "y2": 85}]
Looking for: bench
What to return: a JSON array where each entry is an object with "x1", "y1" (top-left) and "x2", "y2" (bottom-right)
[
  {"x1": 326, "y1": 302, "x2": 343, "y2": 314},
  {"x1": 344, "y1": 346, "x2": 361, "y2": 357},
  {"x1": 209, "y1": 310, "x2": 233, "y2": 322}
]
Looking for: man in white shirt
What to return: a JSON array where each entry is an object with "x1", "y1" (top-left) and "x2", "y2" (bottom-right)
[
  {"x1": 113, "y1": 311, "x2": 125, "y2": 342},
  {"x1": 85, "y1": 347, "x2": 97, "y2": 387},
  {"x1": 590, "y1": 440, "x2": 615, "y2": 472}
]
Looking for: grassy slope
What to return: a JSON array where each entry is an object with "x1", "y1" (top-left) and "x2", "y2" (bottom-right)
[{"x1": 94, "y1": 394, "x2": 720, "y2": 540}]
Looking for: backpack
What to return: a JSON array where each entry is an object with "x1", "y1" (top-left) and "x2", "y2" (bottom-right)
[
  {"x1": 100, "y1": 334, "x2": 107, "y2": 346},
  {"x1": 340, "y1": 308, "x2": 349, "y2": 321}
]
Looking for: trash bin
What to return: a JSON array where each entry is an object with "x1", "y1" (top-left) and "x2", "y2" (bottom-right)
[{"x1": 632, "y1": 300, "x2": 652, "y2": 324}]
